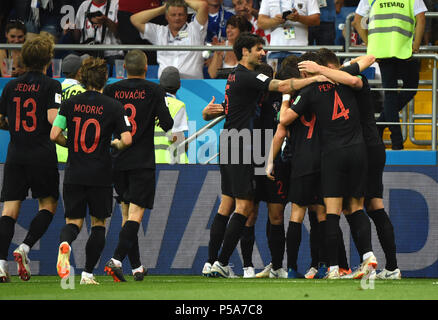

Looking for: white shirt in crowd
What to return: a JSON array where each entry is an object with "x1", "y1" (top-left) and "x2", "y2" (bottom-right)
[
  {"x1": 75, "y1": 0, "x2": 123, "y2": 57},
  {"x1": 259, "y1": 0, "x2": 320, "y2": 46},
  {"x1": 140, "y1": 19, "x2": 208, "y2": 79}
]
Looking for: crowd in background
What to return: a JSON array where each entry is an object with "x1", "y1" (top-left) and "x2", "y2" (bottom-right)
[{"x1": 0, "y1": 0, "x2": 437, "y2": 78}]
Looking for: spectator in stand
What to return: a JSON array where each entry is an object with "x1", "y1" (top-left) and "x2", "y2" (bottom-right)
[
  {"x1": 335, "y1": 0, "x2": 359, "y2": 13},
  {"x1": 423, "y1": 0, "x2": 438, "y2": 45},
  {"x1": 0, "y1": 20, "x2": 27, "y2": 77},
  {"x1": 308, "y1": 0, "x2": 336, "y2": 45},
  {"x1": 208, "y1": 15, "x2": 252, "y2": 78},
  {"x1": 23, "y1": 0, "x2": 64, "y2": 41},
  {"x1": 232, "y1": 0, "x2": 270, "y2": 43},
  {"x1": 204, "y1": 0, "x2": 235, "y2": 43},
  {"x1": 334, "y1": 0, "x2": 359, "y2": 46},
  {"x1": 117, "y1": 0, "x2": 164, "y2": 65},
  {"x1": 257, "y1": 0, "x2": 320, "y2": 71},
  {"x1": 130, "y1": 0, "x2": 208, "y2": 79},
  {"x1": 73, "y1": 0, "x2": 123, "y2": 73}
]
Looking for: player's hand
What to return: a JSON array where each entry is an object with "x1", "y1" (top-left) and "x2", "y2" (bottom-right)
[
  {"x1": 298, "y1": 60, "x2": 321, "y2": 74},
  {"x1": 266, "y1": 162, "x2": 275, "y2": 181},
  {"x1": 203, "y1": 96, "x2": 225, "y2": 120},
  {"x1": 111, "y1": 138, "x2": 120, "y2": 148}
]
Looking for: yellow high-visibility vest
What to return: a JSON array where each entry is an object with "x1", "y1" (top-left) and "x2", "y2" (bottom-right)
[
  {"x1": 366, "y1": 0, "x2": 416, "y2": 59},
  {"x1": 154, "y1": 95, "x2": 189, "y2": 164}
]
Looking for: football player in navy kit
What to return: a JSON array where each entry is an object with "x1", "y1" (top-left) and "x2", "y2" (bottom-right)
[
  {"x1": 0, "y1": 35, "x2": 61, "y2": 283},
  {"x1": 103, "y1": 50, "x2": 173, "y2": 282},
  {"x1": 51, "y1": 57, "x2": 132, "y2": 285}
]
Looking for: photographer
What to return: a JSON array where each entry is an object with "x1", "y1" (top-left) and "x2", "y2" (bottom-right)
[{"x1": 73, "y1": 0, "x2": 123, "y2": 73}]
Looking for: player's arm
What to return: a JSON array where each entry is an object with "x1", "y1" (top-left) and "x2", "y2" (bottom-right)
[
  {"x1": 48, "y1": 108, "x2": 59, "y2": 125},
  {"x1": 50, "y1": 113, "x2": 68, "y2": 147},
  {"x1": 130, "y1": 5, "x2": 166, "y2": 34},
  {"x1": 298, "y1": 60, "x2": 363, "y2": 89},
  {"x1": 279, "y1": 94, "x2": 300, "y2": 126},
  {"x1": 347, "y1": 54, "x2": 376, "y2": 72},
  {"x1": 202, "y1": 96, "x2": 225, "y2": 120},
  {"x1": 156, "y1": 90, "x2": 174, "y2": 132},
  {"x1": 266, "y1": 121, "x2": 287, "y2": 180},
  {"x1": 268, "y1": 75, "x2": 331, "y2": 93}
]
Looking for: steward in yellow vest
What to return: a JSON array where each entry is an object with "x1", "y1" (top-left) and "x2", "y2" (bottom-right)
[
  {"x1": 154, "y1": 66, "x2": 189, "y2": 164},
  {"x1": 352, "y1": 0, "x2": 427, "y2": 150},
  {"x1": 58, "y1": 54, "x2": 86, "y2": 162}
]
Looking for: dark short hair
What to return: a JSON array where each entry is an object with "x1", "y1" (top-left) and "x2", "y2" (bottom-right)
[
  {"x1": 317, "y1": 48, "x2": 340, "y2": 67},
  {"x1": 5, "y1": 20, "x2": 27, "y2": 35},
  {"x1": 277, "y1": 55, "x2": 300, "y2": 80},
  {"x1": 298, "y1": 51, "x2": 324, "y2": 66},
  {"x1": 21, "y1": 35, "x2": 54, "y2": 72},
  {"x1": 254, "y1": 62, "x2": 273, "y2": 78},
  {"x1": 233, "y1": 32, "x2": 265, "y2": 61},
  {"x1": 79, "y1": 57, "x2": 108, "y2": 90},
  {"x1": 124, "y1": 50, "x2": 147, "y2": 76},
  {"x1": 226, "y1": 15, "x2": 252, "y2": 33}
]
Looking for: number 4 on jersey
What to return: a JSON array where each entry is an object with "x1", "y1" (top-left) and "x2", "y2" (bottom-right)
[{"x1": 332, "y1": 90, "x2": 349, "y2": 121}]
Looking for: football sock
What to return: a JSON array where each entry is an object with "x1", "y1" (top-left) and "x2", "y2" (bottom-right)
[
  {"x1": 23, "y1": 209, "x2": 53, "y2": 248},
  {"x1": 208, "y1": 213, "x2": 229, "y2": 264},
  {"x1": 337, "y1": 226, "x2": 349, "y2": 270},
  {"x1": 59, "y1": 223, "x2": 80, "y2": 245},
  {"x1": 326, "y1": 214, "x2": 340, "y2": 267},
  {"x1": 113, "y1": 220, "x2": 140, "y2": 262},
  {"x1": 317, "y1": 220, "x2": 327, "y2": 266},
  {"x1": 218, "y1": 213, "x2": 247, "y2": 266},
  {"x1": 85, "y1": 226, "x2": 106, "y2": 274},
  {"x1": 286, "y1": 221, "x2": 302, "y2": 271},
  {"x1": 308, "y1": 211, "x2": 319, "y2": 269},
  {"x1": 367, "y1": 208, "x2": 398, "y2": 270},
  {"x1": 266, "y1": 218, "x2": 272, "y2": 253},
  {"x1": 346, "y1": 210, "x2": 373, "y2": 258},
  {"x1": 128, "y1": 234, "x2": 141, "y2": 270},
  {"x1": 240, "y1": 226, "x2": 255, "y2": 268},
  {"x1": 0, "y1": 216, "x2": 16, "y2": 260},
  {"x1": 269, "y1": 223, "x2": 285, "y2": 270}
]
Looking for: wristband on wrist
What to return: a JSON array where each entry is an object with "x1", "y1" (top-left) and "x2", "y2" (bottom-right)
[{"x1": 282, "y1": 94, "x2": 291, "y2": 102}]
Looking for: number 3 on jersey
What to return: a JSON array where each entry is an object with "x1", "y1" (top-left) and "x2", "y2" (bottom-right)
[
  {"x1": 124, "y1": 103, "x2": 137, "y2": 136},
  {"x1": 332, "y1": 90, "x2": 349, "y2": 121}
]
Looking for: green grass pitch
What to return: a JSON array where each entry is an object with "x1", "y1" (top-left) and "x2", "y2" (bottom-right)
[{"x1": 1, "y1": 275, "x2": 438, "y2": 300}]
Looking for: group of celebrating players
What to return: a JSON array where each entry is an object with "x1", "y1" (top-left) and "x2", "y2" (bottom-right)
[
  {"x1": 202, "y1": 32, "x2": 401, "y2": 280},
  {"x1": 0, "y1": 31, "x2": 401, "y2": 285}
]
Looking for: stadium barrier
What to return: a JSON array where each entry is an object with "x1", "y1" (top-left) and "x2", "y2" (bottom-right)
[{"x1": 1, "y1": 163, "x2": 438, "y2": 277}]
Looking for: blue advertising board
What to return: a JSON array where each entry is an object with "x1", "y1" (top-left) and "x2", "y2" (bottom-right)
[{"x1": 2, "y1": 164, "x2": 438, "y2": 278}]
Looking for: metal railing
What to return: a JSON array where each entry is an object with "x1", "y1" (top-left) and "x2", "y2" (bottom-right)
[{"x1": 0, "y1": 43, "x2": 436, "y2": 152}]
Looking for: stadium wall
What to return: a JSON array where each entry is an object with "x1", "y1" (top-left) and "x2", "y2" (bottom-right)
[
  {"x1": 1, "y1": 163, "x2": 437, "y2": 278},
  {"x1": 0, "y1": 78, "x2": 437, "y2": 277}
]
